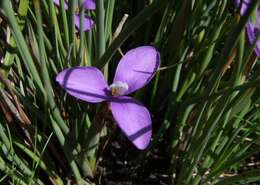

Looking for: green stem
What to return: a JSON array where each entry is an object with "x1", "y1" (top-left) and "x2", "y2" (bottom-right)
[
  {"x1": 78, "y1": 0, "x2": 85, "y2": 65},
  {"x1": 96, "y1": 0, "x2": 106, "y2": 58}
]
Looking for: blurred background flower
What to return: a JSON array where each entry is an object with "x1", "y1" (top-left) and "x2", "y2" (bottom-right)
[
  {"x1": 235, "y1": 0, "x2": 260, "y2": 56},
  {"x1": 53, "y1": 0, "x2": 95, "y2": 31}
]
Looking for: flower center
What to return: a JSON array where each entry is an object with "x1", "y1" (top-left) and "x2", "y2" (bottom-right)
[{"x1": 109, "y1": 81, "x2": 129, "y2": 96}]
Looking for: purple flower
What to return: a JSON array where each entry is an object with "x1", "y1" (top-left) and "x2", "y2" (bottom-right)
[
  {"x1": 235, "y1": 0, "x2": 251, "y2": 15},
  {"x1": 235, "y1": 0, "x2": 260, "y2": 56},
  {"x1": 53, "y1": 0, "x2": 95, "y2": 31},
  {"x1": 83, "y1": 0, "x2": 96, "y2": 10},
  {"x1": 56, "y1": 46, "x2": 160, "y2": 150},
  {"x1": 246, "y1": 22, "x2": 260, "y2": 56}
]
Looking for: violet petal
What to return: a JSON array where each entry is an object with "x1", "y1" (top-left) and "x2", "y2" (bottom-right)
[
  {"x1": 113, "y1": 46, "x2": 160, "y2": 95},
  {"x1": 246, "y1": 22, "x2": 260, "y2": 56},
  {"x1": 257, "y1": 5, "x2": 260, "y2": 24},
  {"x1": 56, "y1": 67, "x2": 109, "y2": 103},
  {"x1": 235, "y1": 0, "x2": 250, "y2": 15},
  {"x1": 74, "y1": 15, "x2": 94, "y2": 31},
  {"x1": 110, "y1": 96, "x2": 152, "y2": 150},
  {"x1": 53, "y1": 0, "x2": 68, "y2": 9},
  {"x1": 84, "y1": 0, "x2": 96, "y2": 10}
]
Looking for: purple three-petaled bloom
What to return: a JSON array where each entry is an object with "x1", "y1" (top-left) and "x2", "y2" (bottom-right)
[
  {"x1": 53, "y1": 0, "x2": 95, "y2": 31},
  {"x1": 235, "y1": 0, "x2": 260, "y2": 56},
  {"x1": 56, "y1": 46, "x2": 160, "y2": 150}
]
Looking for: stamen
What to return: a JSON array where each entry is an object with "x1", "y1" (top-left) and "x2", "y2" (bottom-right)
[{"x1": 109, "y1": 81, "x2": 129, "y2": 96}]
